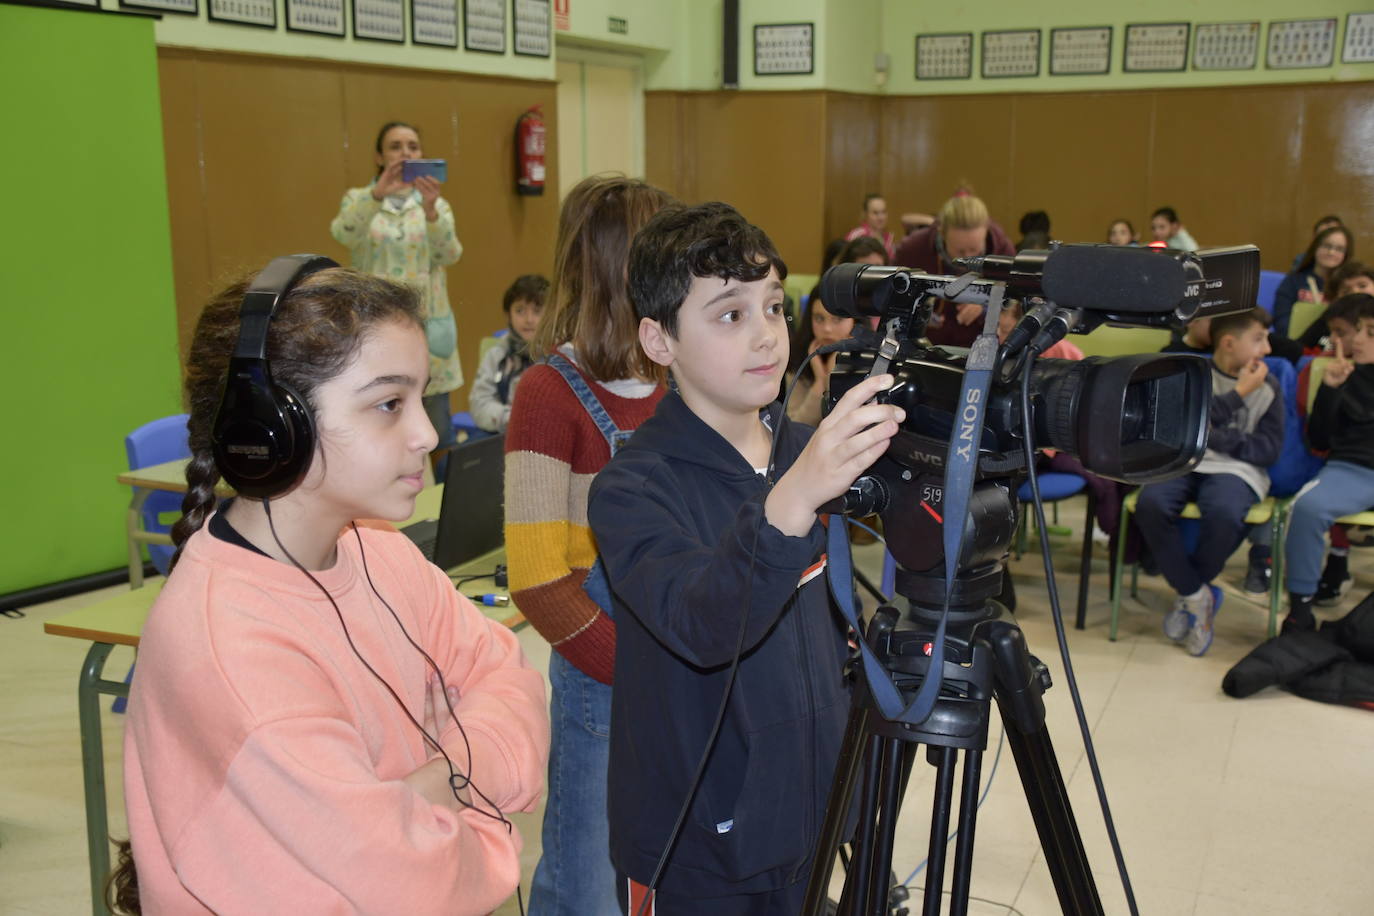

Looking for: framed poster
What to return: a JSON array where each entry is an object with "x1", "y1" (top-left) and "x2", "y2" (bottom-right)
[
  {"x1": 353, "y1": 0, "x2": 405, "y2": 41},
  {"x1": 754, "y1": 22, "x2": 814, "y2": 75},
  {"x1": 1124, "y1": 22, "x2": 1188, "y2": 72},
  {"x1": 1193, "y1": 21, "x2": 1259, "y2": 70},
  {"x1": 982, "y1": 29, "x2": 1040, "y2": 78},
  {"x1": 209, "y1": 0, "x2": 277, "y2": 27},
  {"x1": 1265, "y1": 18, "x2": 1337, "y2": 69},
  {"x1": 513, "y1": 0, "x2": 551, "y2": 57},
  {"x1": 412, "y1": 0, "x2": 457, "y2": 46},
  {"x1": 119, "y1": 0, "x2": 198, "y2": 14},
  {"x1": 464, "y1": 0, "x2": 507, "y2": 53},
  {"x1": 916, "y1": 32, "x2": 972, "y2": 80},
  {"x1": 1050, "y1": 26, "x2": 1112, "y2": 75},
  {"x1": 1342, "y1": 12, "x2": 1374, "y2": 63}
]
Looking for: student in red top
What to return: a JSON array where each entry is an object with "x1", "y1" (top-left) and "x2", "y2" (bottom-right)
[{"x1": 503, "y1": 174, "x2": 675, "y2": 915}]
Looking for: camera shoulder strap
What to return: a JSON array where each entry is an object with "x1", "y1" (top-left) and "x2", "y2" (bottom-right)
[{"x1": 825, "y1": 280, "x2": 1006, "y2": 725}]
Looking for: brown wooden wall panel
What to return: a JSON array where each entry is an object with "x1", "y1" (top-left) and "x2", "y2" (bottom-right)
[
  {"x1": 879, "y1": 95, "x2": 1017, "y2": 244},
  {"x1": 823, "y1": 92, "x2": 882, "y2": 260},
  {"x1": 651, "y1": 82, "x2": 1374, "y2": 282},
  {"x1": 1146, "y1": 85, "x2": 1304, "y2": 266},
  {"x1": 1008, "y1": 92, "x2": 1155, "y2": 247},
  {"x1": 157, "y1": 48, "x2": 559, "y2": 412},
  {"x1": 1296, "y1": 82, "x2": 1374, "y2": 265},
  {"x1": 643, "y1": 91, "x2": 826, "y2": 278}
]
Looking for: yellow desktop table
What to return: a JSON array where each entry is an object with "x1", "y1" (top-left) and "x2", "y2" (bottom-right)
[
  {"x1": 115, "y1": 458, "x2": 232, "y2": 589},
  {"x1": 46, "y1": 483, "x2": 521, "y2": 915}
]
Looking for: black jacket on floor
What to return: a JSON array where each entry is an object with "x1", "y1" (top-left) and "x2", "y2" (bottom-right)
[
  {"x1": 1223, "y1": 590, "x2": 1374, "y2": 708},
  {"x1": 588, "y1": 392, "x2": 851, "y2": 899}
]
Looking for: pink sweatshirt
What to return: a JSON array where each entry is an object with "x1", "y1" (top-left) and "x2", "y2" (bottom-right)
[{"x1": 124, "y1": 519, "x2": 549, "y2": 914}]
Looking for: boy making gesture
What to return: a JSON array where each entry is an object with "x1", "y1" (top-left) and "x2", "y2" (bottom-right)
[
  {"x1": 1284, "y1": 305, "x2": 1374, "y2": 630},
  {"x1": 588, "y1": 202, "x2": 903, "y2": 914}
]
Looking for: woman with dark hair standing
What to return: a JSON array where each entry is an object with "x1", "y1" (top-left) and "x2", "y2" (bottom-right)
[
  {"x1": 1273, "y1": 224, "x2": 1355, "y2": 336},
  {"x1": 331, "y1": 121, "x2": 465, "y2": 466}
]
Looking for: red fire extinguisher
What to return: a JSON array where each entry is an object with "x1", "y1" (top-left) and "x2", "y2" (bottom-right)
[{"x1": 515, "y1": 105, "x2": 546, "y2": 196}]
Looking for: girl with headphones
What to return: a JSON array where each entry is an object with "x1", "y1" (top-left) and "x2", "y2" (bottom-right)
[{"x1": 113, "y1": 260, "x2": 548, "y2": 915}]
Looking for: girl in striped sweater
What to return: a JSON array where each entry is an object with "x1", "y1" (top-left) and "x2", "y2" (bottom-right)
[{"x1": 504, "y1": 175, "x2": 673, "y2": 915}]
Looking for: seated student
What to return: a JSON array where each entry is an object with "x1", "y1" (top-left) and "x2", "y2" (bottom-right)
[
  {"x1": 840, "y1": 233, "x2": 887, "y2": 266},
  {"x1": 1290, "y1": 214, "x2": 1344, "y2": 270},
  {"x1": 1150, "y1": 206, "x2": 1199, "y2": 251},
  {"x1": 1162, "y1": 316, "x2": 1211, "y2": 355},
  {"x1": 588, "y1": 202, "x2": 904, "y2": 914},
  {"x1": 469, "y1": 273, "x2": 548, "y2": 433},
  {"x1": 786, "y1": 283, "x2": 856, "y2": 426},
  {"x1": 1296, "y1": 261, "x2": 1374, "y2": 352},
  {"x1": 844, "y1": 192, "x2": 896, "y2": 261},
  {"x1": 1134, "y1": 308, "x2": 1284, "y2": 656},
  {"x1": 894, "y1": 186, "x2": 1016, "y2": 348},
  {"x1": 1284, "y1": 300, "x2": 1374, "y2": 631},
  {"x1": 116, "y1": 265, "x2": 548, "y2": 915},
  {"x1": 1107, "y1": 218, "x2": 1138, "y2": 246},
  {"x1": 1273, "y1": 225, "x2": 1354, "y2": 336},
  {"x1": 1017, "y1": 209, "x2": 1051, "y2": 251}
]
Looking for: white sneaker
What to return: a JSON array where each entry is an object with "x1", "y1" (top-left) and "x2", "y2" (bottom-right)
[
  {"x1": 1163, "y1": 598, "x2": 1193, "y2": 642},
  {"x1": 1183, "y1": 585, "x2": 1222, "y2": 657}
]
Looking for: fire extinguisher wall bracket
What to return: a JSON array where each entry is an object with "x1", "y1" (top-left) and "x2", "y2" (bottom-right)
[{"x1": 515, "y1": 106, "x2": 547, "y2": 197}]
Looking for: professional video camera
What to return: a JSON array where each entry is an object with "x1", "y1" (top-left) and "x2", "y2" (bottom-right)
[{"x1": 801, "y1": 243, "x2": 1260, "y2": 916}]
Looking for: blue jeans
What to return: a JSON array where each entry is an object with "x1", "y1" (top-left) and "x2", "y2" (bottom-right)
[
  {"x1": 1284, "y1": 461, "x2": 1374, "y2": 595},
  {"x1": 528, "y1": 651, "x2": 618, "y2": 916},
  {"x1": 1135, "y1": 472, "x2": 1256, "y2": 596}
]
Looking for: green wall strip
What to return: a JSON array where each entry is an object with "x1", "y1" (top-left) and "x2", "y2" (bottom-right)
[{"x1": 1, "y1": 5, "x2": 181, "y2": 594}]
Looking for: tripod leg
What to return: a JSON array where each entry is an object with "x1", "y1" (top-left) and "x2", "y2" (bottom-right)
[
  {"x1": 804, "y1": 708, "x2": 872, "y2": 916},
  {"x1": 948, "y1": 748, "x2": 983, "y2": 916},
  {"x1": 920, "y1": 746, "x2": 958, "y2": 916},
  {"x1": 837, "y1": 731, "x2": 886, "y2": 916},
  {"x1": 1001, "y1": 711, "x2": 1103, "y2": 915},
  {"x1": 864, "y1": 737, "x2": 907, "y2": 916}
]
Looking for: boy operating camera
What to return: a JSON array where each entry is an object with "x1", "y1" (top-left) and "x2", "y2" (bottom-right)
[{"x1": 587, "y1": 202, "x2": 904, "y2": 914}]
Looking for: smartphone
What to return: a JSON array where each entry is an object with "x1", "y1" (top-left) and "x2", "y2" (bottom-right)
[{"x1": 401, "y1": 159, "x2": 447, "y2": 183}]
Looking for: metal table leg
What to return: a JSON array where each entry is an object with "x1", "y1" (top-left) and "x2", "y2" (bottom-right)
[
  {"x1": 79, "y1": 641, "x2": 131, "y2": 916},
  {"x1": 126, "y1": 488, "x2": 151, "y2": 590}
]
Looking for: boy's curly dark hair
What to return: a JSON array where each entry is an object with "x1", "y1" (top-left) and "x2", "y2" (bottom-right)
[{"x1": 628, "y1": 201, "x2": 788, "y2": 338}]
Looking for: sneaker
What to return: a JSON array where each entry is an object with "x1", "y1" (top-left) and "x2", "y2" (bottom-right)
[
  {"x1": 1163, "y1": 598, "x2": 1194, "y2": 642},
  {"x1": 1184, "y1": 585, "x2": 1222, "y2": 657},
  {"x1": 1283, "y1": 593, "x2": 1317, "y2": 635},
  {"x1": 1314, "y1": 574, "x2": 1353, "y2": 607},
  {"x1": 1241, "y1": 557, "x2": 1271, "y2": 597}
]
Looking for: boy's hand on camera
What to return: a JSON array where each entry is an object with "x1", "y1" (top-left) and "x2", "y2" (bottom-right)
[
  {"x1": 1324, "y1": 339, "x2": 1354, "y2": 388},
  {"x1": 1235, "y1": 358, "x2": 1268, "y2": 397},
  {"x1": 767, "y1": 374, "x2": 903, "y2": 537}
]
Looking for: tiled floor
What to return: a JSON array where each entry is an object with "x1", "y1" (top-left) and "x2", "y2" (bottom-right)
[{"x1": 3, "y1": 499, "x2": 1372, "y2": 914}]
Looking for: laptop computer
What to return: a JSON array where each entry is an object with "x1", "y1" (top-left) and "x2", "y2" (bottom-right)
[{"x1": 402, "y1": 433, "x2": 505, "y2": 571}]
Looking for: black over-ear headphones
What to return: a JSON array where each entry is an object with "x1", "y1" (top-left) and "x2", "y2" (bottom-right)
[{"x1": 211, "y1": 254, "x2": 339, "y2": 499}]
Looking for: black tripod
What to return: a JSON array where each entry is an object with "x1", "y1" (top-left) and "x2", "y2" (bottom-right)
[{"x1": 801, "y1": 567, "x2": 1103, "y2": 916}]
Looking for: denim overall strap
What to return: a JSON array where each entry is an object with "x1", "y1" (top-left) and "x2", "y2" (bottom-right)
[
  {"x1": 543, "y1": 352, "x2": 632, "y2": 456},
  {"x1": 544, "y1": 352, "x2": 632, "y2": 617}
]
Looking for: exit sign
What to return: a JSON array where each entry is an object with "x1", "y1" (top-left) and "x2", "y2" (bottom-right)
[{"x1": 608, "y1": 16, "x2": 627, "y2": 34}]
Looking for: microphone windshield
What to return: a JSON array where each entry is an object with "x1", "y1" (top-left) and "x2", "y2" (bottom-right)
[{"x1": 1040, "y1": 245, "x2": 1187, "y2": 314}]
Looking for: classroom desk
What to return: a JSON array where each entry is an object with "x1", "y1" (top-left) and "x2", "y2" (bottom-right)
[
  {"x1": 45, "y1": 499, "x2": 520, "y2": 916},
  {"x1": 115, "y1": 458, "x2": 231, "y2": 589}
]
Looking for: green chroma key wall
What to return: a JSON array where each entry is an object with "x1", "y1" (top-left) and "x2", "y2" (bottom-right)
[{"x1": 1, "y1": 3, "x2": 181, "y2": 595}]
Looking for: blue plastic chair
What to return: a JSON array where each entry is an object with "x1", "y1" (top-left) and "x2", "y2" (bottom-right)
[
  {"x1": 1257, "y1": 270, "x2": 1285, "y2": 314},
  {"x1": 451, "y1": 411, "x2": 496, "y2": 442},
  {"x1": 119, "y1": 413, "x2": 189, "y2": 711},
  {"x1": 125, "y1": 414, "x2": 191, "y2": 576},
  {"x1": 1014, "y1": 472, "x2": 1086, "y2": 557}
]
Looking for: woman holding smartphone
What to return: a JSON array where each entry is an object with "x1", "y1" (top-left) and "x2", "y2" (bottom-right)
[{"x1": 331, "y1": 121, "x2": 464, "y2": 465}]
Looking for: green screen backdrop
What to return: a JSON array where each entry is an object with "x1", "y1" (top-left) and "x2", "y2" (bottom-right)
[{"x1": 1, "y1": 4, "x2": 181, "y2": 595}]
